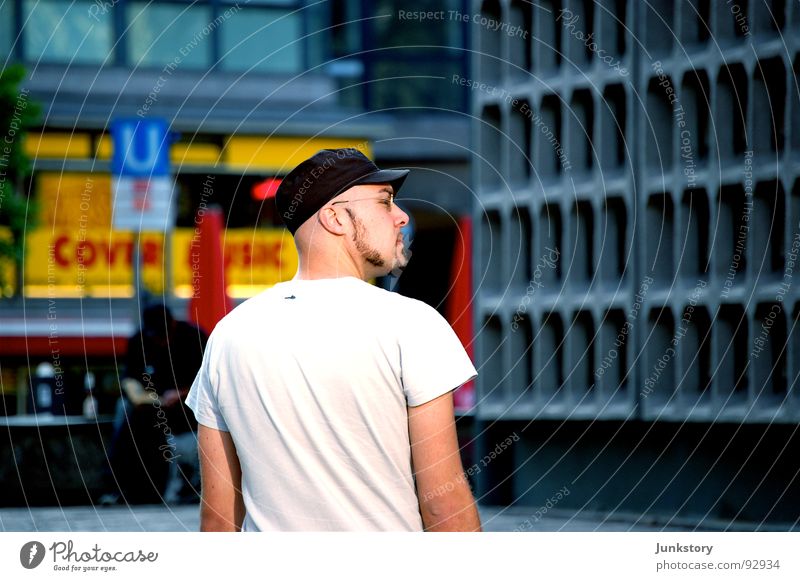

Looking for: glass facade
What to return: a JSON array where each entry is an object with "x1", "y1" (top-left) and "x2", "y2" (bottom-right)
[
  {"x1": 127, "y1": 2, "x2": 213, "y2": 69},
  {"x1": 371, "y1": 58, "x2": 465, "y2": 111},
  {"x1": 13, "y1": 0, "x2": 307, "y2": 71},
  {"x1": 8, "y1": 0, "x2": 469, "y2": 111},
  {"x1": 328, "y1": 0, "x2": 470, "y2": 111},
  {"x1": 372, "y1": 0, "x2": 465, "y2": 48},
  {"x1": 23, "y1": 0, "x2": 113, "y2": 64},
  {"x1": 0, "y1": 0, "x2": 13, "y2": 59},
  {"x1": 219, "y1": 6, "x2": 302, "y2": 73}
]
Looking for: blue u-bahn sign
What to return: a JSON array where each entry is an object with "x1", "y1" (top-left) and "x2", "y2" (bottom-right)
[
  {"x1": 111, "y1": 118, "x2": 174, "y2": 231},
  {"x1": 111, "y1": 118, "x2": 170, "y2": 177}
]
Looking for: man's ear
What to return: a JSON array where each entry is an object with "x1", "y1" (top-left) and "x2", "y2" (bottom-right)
[{"x1": 317, "y1": 206, "x2": 347, "y2": 236}]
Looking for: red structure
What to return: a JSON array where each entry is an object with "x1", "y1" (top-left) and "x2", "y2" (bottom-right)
[
  {"x1": 447, "y1": 216, "x2": 475, "y2": 411},
  {"x1": 188, "y1": 205, "x2": 232, "y2": 335}
]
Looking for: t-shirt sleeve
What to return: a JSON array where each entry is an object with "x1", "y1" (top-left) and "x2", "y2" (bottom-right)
[
  {"x1": 186, "y1": 334, "x2": 229, "y2": 432},
  {"x1": 399, "y1": 301, "x2": 478, "y2": 407}
]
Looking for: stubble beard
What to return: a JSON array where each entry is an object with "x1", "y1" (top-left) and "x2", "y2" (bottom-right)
[
  {"x1": 347, "y1": 208, "x2": 411, "y2": 277},
  {"x1": 391, "y1": 239, "x2": 412, "y2": 277}
]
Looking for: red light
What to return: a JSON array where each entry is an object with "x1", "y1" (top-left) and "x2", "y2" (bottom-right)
[{"x1": 252, "y1": 178, "x2": 282, "y2": 201}]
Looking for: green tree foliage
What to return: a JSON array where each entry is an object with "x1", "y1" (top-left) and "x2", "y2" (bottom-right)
[{"x1": 0, "y1": 64, "x2": 41, "y2": 294}]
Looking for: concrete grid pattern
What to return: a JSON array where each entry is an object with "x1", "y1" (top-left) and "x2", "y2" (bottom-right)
[{"x1": 471, "y1": 0, "x2": 800, "y2": 425}]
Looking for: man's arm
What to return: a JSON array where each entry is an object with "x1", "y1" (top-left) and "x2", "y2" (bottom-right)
[
  {"x1": 121, "y1": 378, "x2": 182, "y2": 408},
  {"x1": 198, "y1": 424, "x2": 245, "y2": 531},
  {"x1": 121, "y1": 378, "x2": 150, "y2": 406},
  {"x1": 408, "y1": 391, "x2": 481, "y2": 532}
]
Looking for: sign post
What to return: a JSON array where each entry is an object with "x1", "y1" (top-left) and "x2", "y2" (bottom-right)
[{"x1": 111, "y1": 118, "x2": 175, "y2": 311}]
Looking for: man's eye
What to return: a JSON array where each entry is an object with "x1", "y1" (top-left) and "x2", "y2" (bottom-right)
[{"x1": 381, "y1": 199, "x2": 392, "y2": 207}]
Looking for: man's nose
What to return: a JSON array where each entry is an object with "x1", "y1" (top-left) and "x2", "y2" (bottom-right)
[{"x1": 394, "y1": 205, "x2": 409, "y2": 227}]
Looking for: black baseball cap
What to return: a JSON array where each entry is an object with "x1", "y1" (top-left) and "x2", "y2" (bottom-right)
[{"x1": 275, "y1": 148, "x2": 409, "y2": 234}]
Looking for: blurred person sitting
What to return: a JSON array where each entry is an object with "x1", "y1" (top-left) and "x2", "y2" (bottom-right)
[{"x1": 99, "y1": 303, "x2": 207, "y2": 505}]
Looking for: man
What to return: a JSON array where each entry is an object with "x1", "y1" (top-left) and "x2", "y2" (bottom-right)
[
  {"x1": 101, "y1": 303, "x2": 207, "y2": 504},
  {"x1": 187, "y1": 148, "x2": 481, "y2": 531}
]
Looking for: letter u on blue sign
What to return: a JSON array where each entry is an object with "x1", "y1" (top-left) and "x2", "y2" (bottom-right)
[{"x1": 111, "y1": 118, "x2": 170, "y2": 177}]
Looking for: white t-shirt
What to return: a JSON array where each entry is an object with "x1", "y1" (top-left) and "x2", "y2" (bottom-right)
[{"x1": 187, "y1": 276, "x2": 477, "y2": 531}]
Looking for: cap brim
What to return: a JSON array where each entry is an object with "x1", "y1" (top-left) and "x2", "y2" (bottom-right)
[{"x1": 356, "y1": 169, "x2": 410, "y2": 195}]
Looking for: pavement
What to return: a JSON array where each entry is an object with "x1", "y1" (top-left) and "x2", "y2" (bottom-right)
[{"x1": 0, "y1": 503, "x2": 725, "y2": 532}]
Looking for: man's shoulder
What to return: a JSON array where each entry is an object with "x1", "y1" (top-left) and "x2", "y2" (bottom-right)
[
  {"x1": 210, "y1": 284, "x2": 295, "y2": 335},
  {"x1": 216, "y1": 288, "x2": 277, "y2": 324},
  {"x1": 364, "y1": 285, "x2": 446, "y2": 322}
]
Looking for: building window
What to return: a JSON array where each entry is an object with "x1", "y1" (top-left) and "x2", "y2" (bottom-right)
[
  {"x1": 219, "y1": 7, "x2": 302, "y2": 73},
  {"x1": 23, "y1": 0, "x2": 113, "y2": 64},
  {"x1": 126, "y1": 2, "x2": 213, "y2": 69},
  {"x1": 1, "y1": 1, "x2": 13, "y2": 58}
]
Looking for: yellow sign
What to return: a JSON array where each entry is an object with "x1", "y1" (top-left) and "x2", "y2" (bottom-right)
[
  {"x1": 38, "y1": 172, "x2": 112, "y2": 228},
  {"x1": 223, "y1": 137, "x2": 371, "y2": 172},
  {"x1": 22, "y1": 171, "x2": 299, "y2": 297},
  {"x1": 23, "y1": 228, "x2": 298, "y2": 298},
  {"x1": 173, "y1": 229, "x2": 298, "y2": 297}
]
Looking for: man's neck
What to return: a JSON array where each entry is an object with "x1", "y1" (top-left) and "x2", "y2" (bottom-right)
[{"x1": 294, "y1": 256, "x2": 369, "y2": 281}]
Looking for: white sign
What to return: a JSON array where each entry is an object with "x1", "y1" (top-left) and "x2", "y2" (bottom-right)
[{"x1": 111, "y1": 176, "x2": 175, "y2": 232}]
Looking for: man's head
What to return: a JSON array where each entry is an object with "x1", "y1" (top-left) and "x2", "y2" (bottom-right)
[
  {"x1": 141, "y1": 303, "x2": 175, "y2": 347},
  {"x1": 275, "y1": 148, "x2": 412, "y2": 278}
]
